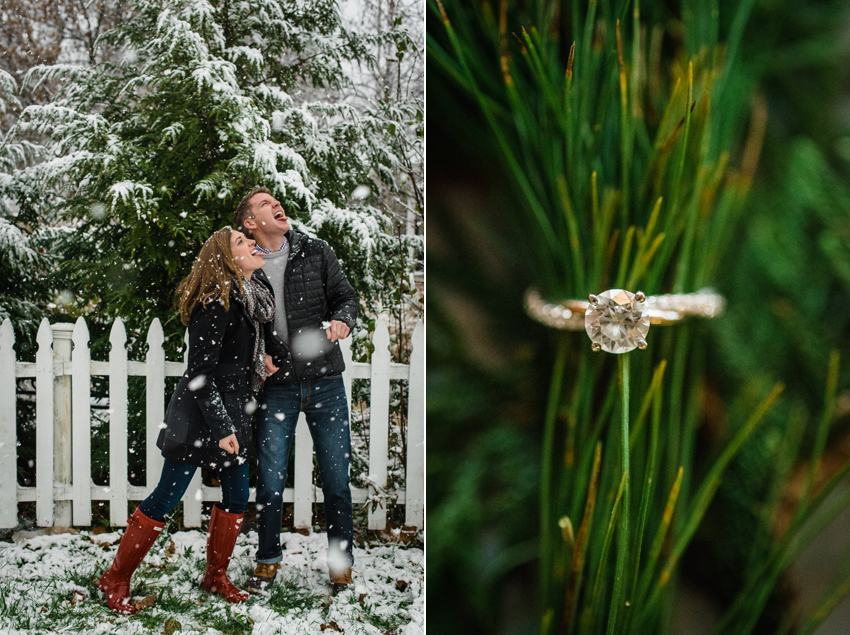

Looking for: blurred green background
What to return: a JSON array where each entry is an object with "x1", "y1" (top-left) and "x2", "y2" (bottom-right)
[{"x1": 427, "y1": 1, "x2": 850, "y2": 633}]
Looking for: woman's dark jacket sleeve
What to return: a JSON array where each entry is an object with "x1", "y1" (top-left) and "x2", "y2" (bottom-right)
[{"x1": 184, "y1": 300, "x2": 237, "y2": 441}]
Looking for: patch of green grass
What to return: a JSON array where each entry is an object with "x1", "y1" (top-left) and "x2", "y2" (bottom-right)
[
  {"x1": 132, "y1": 605, "x2": 171, "y2": 631},
  {"x1": 67, "y1": 562, "x2": 100, "y2": 590},
  {"x1": 266, "y1": 576, "x2": 326, "y2": 613},
  {"x1": 205, "y1": 604, "x2": 255, "y2": 635},
  {"x1": 130, "y1": 575, "x2": 160, "y2": 600},
  {"x1": 0, "y1": 576, "x2": 107, "y2": 634},
  {"x1": 0, "y1": 585, "x2": 26, "y2": 626},
  {"x1": 359, "y1": 597, "x2": 413, "y2": 632},
  {"x1": 154, "y1": 588, "x2": 199, "y2": 614}
]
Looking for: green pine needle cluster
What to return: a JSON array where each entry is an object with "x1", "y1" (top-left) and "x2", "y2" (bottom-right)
[{"x1": 429, "y1": 0, "x2": 756, "y2": 300}]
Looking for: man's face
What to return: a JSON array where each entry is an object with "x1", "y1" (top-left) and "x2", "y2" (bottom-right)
[{"x1": 245, "y1": 193, "x2": 289, "y2": 237}]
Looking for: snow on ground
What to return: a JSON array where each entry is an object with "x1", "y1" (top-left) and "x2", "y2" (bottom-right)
[{"x1": 0, "y1": 527, "x2": 423, "y2": 634}]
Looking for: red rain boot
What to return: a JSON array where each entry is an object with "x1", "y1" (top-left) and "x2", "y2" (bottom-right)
[
  {"x1": 97, "y1": 507, "x2": 165, "y2": 614},
  {"x1": 201, "y1": 504, "x2": 250, "y2": 603}
]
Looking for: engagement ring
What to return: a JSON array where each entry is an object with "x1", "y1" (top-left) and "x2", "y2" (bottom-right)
[{"x1": 524, "y1": 287, "x2": 724, "y2": 354}]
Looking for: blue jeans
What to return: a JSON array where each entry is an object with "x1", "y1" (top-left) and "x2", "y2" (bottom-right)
[
  {"x1": 139, "y1": 458, "x2": 250, "y2": 522},
  {"x1": 255, "y1": 376, "x2": 354, "y2": 567}
]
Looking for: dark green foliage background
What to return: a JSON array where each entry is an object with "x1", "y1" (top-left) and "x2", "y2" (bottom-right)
[{"x1": 427, "y1": 0, "x2": 850, "y2": 633}]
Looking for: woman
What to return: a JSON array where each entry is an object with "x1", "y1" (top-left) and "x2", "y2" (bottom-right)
[{"x1": 98, "y1": 227, "x2": 274, "y2": 615}]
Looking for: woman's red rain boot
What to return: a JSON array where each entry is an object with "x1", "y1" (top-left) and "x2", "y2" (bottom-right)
[
  {"x1": 97, "y1": 507, "x2": 165, "y2": 614},
  {"x1": 201, "y1": 504, "x2": 250, "y2": 603}
]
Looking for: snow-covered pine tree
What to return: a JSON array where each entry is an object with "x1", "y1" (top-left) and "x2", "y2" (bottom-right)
[
  {"x1": 0, "y1": 68, "x2": 56, "y2": 344},
  {"x1": 12, "y1": 0, "x2": 417, "y2": 354},
  {"x1": 339, "y1": 0, "x2": 424, "y2": 362}
]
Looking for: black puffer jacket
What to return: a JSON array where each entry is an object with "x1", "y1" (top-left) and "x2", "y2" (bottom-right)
[
  {"x1": 156, "y1": 280, "x2": 270, "y2": 469},
  {"x1": 258, "y1": 229, "x2": 359, "y2": 384}
]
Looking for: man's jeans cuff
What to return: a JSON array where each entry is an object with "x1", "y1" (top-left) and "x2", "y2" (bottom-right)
[{"x1": 255, "y1": 555, "x2": 283, "y2": 565}]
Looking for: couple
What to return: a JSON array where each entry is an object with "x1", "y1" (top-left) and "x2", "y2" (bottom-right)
[{"x1": 98, "y1": 187, "x2": 359, "y2": 614}]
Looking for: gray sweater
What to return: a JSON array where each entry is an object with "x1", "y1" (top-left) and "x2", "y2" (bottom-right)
[{"x1": 261, "y1": 245, "x2": 290, "y2": 345}]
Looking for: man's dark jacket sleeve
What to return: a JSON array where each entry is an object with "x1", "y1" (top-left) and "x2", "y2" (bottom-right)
[{"x1": 323, "y1": 242, "x2": 358, "y2": 329}]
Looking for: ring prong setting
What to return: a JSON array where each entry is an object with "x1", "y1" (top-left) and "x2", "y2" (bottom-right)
[
  {"x1": 591, "y1": 342, "x2": 602, "y2": 352},
  {"x1": 585, "y1": 289, "x2": 651, "y2": 354},
  {"x1": 637, "y1": 339, "x2": 648, "y2": 350},
  {"x1": 635, "y1": 291, "x2": 646, "y2": 302}
]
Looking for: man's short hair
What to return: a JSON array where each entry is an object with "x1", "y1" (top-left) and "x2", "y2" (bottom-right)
[{"x1": 233, "y1": 186, "x2": 273, "y2": 239}]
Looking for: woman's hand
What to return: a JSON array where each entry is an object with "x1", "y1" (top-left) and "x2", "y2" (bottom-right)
[
  {"x1": 264, "y1": 353, "x2": 279, "y2": 375},
  {"x1": 219, "y1": 433, "x2": 239, "y2": 454}
]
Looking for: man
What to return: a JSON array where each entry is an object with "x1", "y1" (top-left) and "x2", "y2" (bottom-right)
[{"x1": 233, "y1": 187, "x2": 359, "y2": 594}]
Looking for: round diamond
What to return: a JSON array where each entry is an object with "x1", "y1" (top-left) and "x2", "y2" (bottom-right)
[{"x1": 585, "y1": 289, "x2": 649, "y2": 354}]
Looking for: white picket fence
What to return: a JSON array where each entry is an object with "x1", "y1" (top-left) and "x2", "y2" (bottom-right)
[{"x1": 0, "y1": 317, "x2": 424, "y2": 531}]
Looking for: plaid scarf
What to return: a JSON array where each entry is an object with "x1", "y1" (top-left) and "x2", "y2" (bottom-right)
[{"x1": 240, "y1": 276, "x2": 275, "y2": 395}]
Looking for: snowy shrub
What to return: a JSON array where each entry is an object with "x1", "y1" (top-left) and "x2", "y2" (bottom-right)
[{"x1": 9, "y1": 0, "x2": 421, "y2": 358}]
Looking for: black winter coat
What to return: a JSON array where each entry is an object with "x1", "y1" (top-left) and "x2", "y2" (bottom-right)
[
  {"x1": 259, "y1": 229, "x2": 359, "y2": 384},
  {"x1": 156, "y1": 283, "x2": 268, "y2": 470}
]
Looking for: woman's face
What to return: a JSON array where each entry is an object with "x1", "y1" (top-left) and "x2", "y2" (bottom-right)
[{"x1": 230, "y1": 230, "x2": 265, "y2": 274}]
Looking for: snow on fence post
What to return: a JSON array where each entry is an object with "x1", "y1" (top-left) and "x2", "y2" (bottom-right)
[
  {"x1": 146, "y1": 319, "x2": 165, "y2": 495},
  {"x1": 72, "y1": 318, "x2": 92, "y2": 526},
  {"x1": 368, "y1": 319, "x2": 391, "y2": 529},
  {"x1": 405, "y1": 320, "x2": 424, "y2": 528},
  {"x1": 182, "y1": 329, "x2": 203, "y2": 528},
  {"x1": 0, "y1": 320, "x2": 16, "y2": 528},
  {"x1": 109, "y1": 319, "x2": 129, "y2": 526},
  {"x1": 35, "y1": 319, "x2": 54, "y2": 526},
  {"x1": 293, "y1": 412, "x2": 314, "y2": 530}
]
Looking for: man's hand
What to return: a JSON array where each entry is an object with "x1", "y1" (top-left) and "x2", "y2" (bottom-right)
[
  {"x1": 264, "y1": 353, "x2": 279, "y2": 375},
  {"x1": 219, "y1": 433, "x2": 239, "y2": 455},
  {"x1": 325, "y1": 320, "x2": 350, "y2": 342}
]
